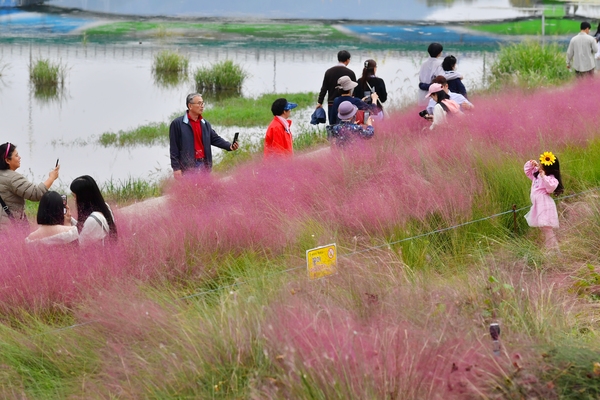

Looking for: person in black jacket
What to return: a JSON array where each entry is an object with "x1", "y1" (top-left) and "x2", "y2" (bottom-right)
[
  {"x1": 316, "y1": 50, "x2": 357, "y2": 125},
  {"x1": 169, "y1": 93, "x2": 239, "y2": 177},
  {"x1": 354, "y1": 59, "x2": 387, "y2": 110}
]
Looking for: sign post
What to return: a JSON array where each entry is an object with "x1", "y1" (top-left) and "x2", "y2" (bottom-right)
[{"x1": 306, "y1": 243, "x2": 337, "y2": 280}]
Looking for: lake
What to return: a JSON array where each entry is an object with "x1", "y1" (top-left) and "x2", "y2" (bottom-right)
[{"x1": 0, "y1": 0, "x2": 577, "y2": 187}]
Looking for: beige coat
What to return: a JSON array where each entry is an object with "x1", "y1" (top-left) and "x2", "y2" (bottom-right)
[{"x1": 0, "y1": 169, "x2": 47, "y2": 229}]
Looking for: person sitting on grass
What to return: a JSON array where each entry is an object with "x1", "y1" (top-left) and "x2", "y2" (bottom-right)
[
  {"x1": 25, "y1": 191, "x2": 78, "y2": 246},
  {"x1": 331, "y1": 101, "x2": 374, "y2": 147},
  {"x1": 70, "y1": 175, "x2": 117, "y2": 246},
  {"x1": 264, "y1": 98, "x2": 297, "y2": 158}
]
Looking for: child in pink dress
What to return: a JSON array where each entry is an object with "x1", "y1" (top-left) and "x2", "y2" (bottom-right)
[{"x1": 523, "y1": 152, "x2": 564, "y2": 250}]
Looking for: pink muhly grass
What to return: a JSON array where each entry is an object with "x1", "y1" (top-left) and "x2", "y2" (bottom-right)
[
  {"x1": 3, "y1": 79, "x2": 600, "y2": 313},
  {"x1": 263, "y1": 297, "x2": 506, "y2": 399}
]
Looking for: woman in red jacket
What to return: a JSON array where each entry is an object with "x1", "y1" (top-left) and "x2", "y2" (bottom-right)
[{"x1": 264, "y1": 98, "x2": 297, "y2": 158}]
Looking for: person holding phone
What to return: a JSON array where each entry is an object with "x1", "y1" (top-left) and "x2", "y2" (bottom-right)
[
  {"x1": 330, "y1": 101, "x2": 374, "y2": 148},
  {"x1": 25, "y1": 191, "x2": 78, "y2": 246},
  {"x1": 264, "y1": 98, "x2": 297, "y2": 158},
  {"x1": 0, "y1": 142, "x2": 60, "y2": 232},
  {"x1": 169, "y1": 93, "x2": 239, "y2": 177}
]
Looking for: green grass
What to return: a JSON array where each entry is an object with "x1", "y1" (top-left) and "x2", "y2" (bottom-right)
[
  {"x1": 29, "y1": 58, "x2": 66, "y2": 87},
  {"x1": 101, "y1": 177, "x2": 164, "y2": 204},
  {"x1": 153, "y1": 50, "x2": 188, "y2": 74},
  {"x1": 203, "y1": 92, "x2": 315, "y2": 126},
  {"x1": 84, "y1": 21, "x2": 355, "y2": 41},
  {"x1": 29, "y1": 58, "x2": 66, "y2": 100},
  {"x1": 489, "y1": 40, "x2": 572, "y2": 89},
  {"x1": 97, "y1": 92, "x2": 316, "y2": 147},
  {"x1": 152, "y1": 50, "x2": 189, "y2": 87},
  {"x1": 471, "y1": 18, "x2": 580, "y2": 36},
  {"x1": 194, "y1": 60, "x2": 247, "y2": 92},
  {"x1": 98, "y1": 121, "x2": 170, "y2": 146}
]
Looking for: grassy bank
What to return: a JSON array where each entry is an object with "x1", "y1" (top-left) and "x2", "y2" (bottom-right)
[
  {"x1": 6, "y1": 78, "x2": 600, "y2": 396},
  {"x1": 98, "y1": 92, "x2": 316, "y2": 146},
  {"x1": 471, "y1": 18, "x2": 581, "y2": 36},
  {"x1": 6, "y1": 42, "x2": 600, "y2": 399},
  {"x1": 84, "y1": 21, "x2": 355, "y2": 41}
]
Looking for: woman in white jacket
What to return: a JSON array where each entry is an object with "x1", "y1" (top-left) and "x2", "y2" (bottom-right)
[
  {"x1": 70, "y1": 175, "x2": 117, "y2": 246},
  {"x1": 425, "y1": 83, "x2": 462, "y2": 130}
]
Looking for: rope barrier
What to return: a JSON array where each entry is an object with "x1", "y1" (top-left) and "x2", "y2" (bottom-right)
[{"x1": 31, "y1": 186, "x2": 600, "y2": 337}]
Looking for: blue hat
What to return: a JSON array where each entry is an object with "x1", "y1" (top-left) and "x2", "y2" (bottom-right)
[
  {"x1": 284, "y1": 102, "x2": 298, "y2": 111},
  {"x1": 310, "y1": 107, "x2": 326, "y2": 125}
]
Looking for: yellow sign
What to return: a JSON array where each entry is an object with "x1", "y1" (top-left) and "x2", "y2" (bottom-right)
[{"x1": 306, "y1": 243, "x2": 337, "y2": 280}]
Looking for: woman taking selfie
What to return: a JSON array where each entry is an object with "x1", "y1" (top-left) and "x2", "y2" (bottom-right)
[
  {"x1": 25, "y1": 191, "x2": 78, "y2": 246},
  {"x1": 0, "y1": 142, "x2": 60, "y2": 231},
  {"x1": 70, "y1": 175, "x2": 117, "y2": 246}
]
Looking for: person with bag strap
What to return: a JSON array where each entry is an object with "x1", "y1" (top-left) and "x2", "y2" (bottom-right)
[{"x1": 0, "y1": 142, "x2": 59, "y2": 232}]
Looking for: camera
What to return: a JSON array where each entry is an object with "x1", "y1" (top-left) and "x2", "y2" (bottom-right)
[{"x1": 418, "y1": 110, "x2": 428, "y2": 118}]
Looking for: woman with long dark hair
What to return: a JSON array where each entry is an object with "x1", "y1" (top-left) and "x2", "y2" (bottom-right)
[
  {"x1": 70, "y1": 175, "x2": 117, "y2": 245},
  {"x1": 424, "y1": 83, "x2": 461, "y2": 130},
  {"x1": 26, "y1": 191, "x2": 78, "y2": 246},
  {"x1": 354, "y1": 59, "x2": 387, "y2": 110},
  {"x1": 0, "y1": 142, "x2": 59, "y2": 231}
]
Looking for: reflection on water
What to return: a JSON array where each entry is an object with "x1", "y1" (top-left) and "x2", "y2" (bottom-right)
[
  {"x1": 44, "y1": 0, "x2": 531, "y2": 21},
  {"x1": 0, "y1": 41, "x2": 492, "y2": 186}
]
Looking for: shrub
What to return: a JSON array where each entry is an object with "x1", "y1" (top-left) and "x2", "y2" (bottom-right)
[
  {"x1": 489, "y1": 40, "x2": 572, "y2": 89},
  {"x1": 29, "y1": 58, "x2": 66, "y2": 100},
  {"x1": 29, "y1": 58, "x2": 66, "y2": 88},
  {"x1": 152, "y1": 50, "x2": 188, "y2": 74},
  {"x1": 152, "y1": 50, "x2": 189, "y2": 87},
  {"x1": 194, "y1": 60, "x2": 247, "y2": 92}
]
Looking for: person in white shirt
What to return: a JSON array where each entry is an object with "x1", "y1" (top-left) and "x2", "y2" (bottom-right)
[
  {"x1": 425, "y1": 75, "x2": 474, "y2": 116},
  {"x1": 567, "y1": 21, "x2": 598, "y2": 77},
  {"x1": 70, "y1": 175, "x2": 117, "y2": 246},
  {"x1": 25, "y1": 191, "x2": 78, "y2": 246},
  {"x1": 424, "y1": 83, "x2": 462, "y2": 130},
  {"x1": 417, "y1": 43, "x2": 461, "y2": 106}
]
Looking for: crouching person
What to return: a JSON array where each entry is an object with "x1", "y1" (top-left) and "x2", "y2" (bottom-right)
[{"x1": 331, "y1": 101, "x2": 374, "y2": 148}]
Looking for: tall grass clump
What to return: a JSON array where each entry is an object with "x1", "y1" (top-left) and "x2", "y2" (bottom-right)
[
  {"x1": 29, "y1": 58, "x2": 67, "y2": 100},
  {"x1": 152, "y1": 50, "x2": 189, "y2": 87},
  {"x1": 194, "y1": 60, "x2": 247, "y2": 93},
  {"x1": 489, "y1": 41, "x2": 572, "y2": 89}
]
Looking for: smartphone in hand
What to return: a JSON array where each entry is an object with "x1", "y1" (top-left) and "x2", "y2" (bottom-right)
[
  {"x1": 61, "y1": 194, "x2": 67, "y2": 215},
  {"x1": 55, "y1": 158, "x2": 59, "y2": 167},
  {"x1": 363, "y1": 111, "x2": 370, "y2": 124},
  {"x1": 233, "y1": 132, "x2": 239, "y2": 144}
]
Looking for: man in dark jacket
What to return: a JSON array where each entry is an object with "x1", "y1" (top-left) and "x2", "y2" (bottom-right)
[
  {"x1": 316, "y1": 50, "x2": 357, "y2": 125},
  {"x1": 169, "y1": 93, "x2": 239, "y2": 177}
]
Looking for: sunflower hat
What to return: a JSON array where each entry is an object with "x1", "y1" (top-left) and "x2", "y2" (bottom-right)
[{"x1": 539, "y1": 151, "x2": 556, "y2": 167}]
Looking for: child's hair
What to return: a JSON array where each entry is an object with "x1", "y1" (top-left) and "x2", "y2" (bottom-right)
[
  {"x1": 442, "y1": 55, "x2": 457, "y2": 72},
  {"x1": 535, "y1": 157, "x2": 564, "y2": 196}
]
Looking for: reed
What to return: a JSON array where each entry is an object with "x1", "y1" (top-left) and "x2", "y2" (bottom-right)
[
  {"x1": 194, "y1": 60, "x2": 247, "y2": 92},
  {"x1": 489, "y1": 40, "x2": 572, "y2": 88},
  {"x1": 152, "y1": 50, "x2": 189, "y2": 74},
  {"x1": 29, "y1": 58, "x2": 66, "y2": 88}
]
